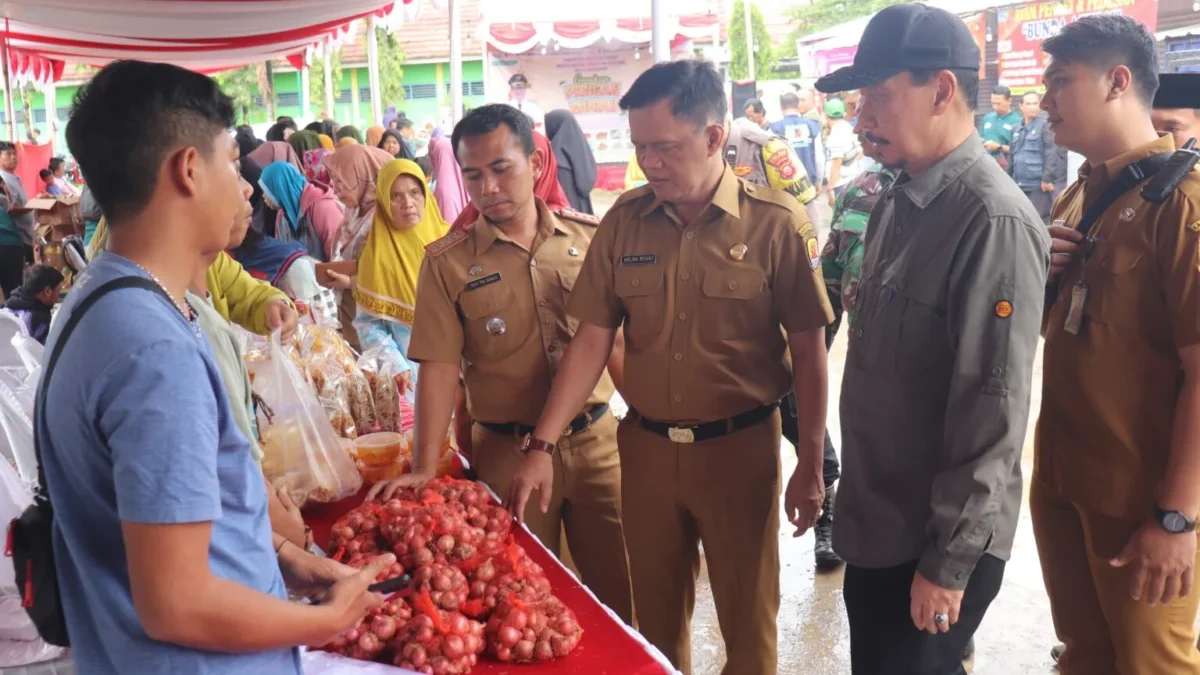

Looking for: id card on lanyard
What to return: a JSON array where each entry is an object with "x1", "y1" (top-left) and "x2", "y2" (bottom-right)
[{"x1": 1064, "y1": 229, "x2": 1101, "y2": 335}]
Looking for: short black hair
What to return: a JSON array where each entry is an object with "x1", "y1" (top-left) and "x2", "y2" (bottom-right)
[
  {"x1": 304, "y1": 121, "x2": 323, "y2": 133},
  {"x1": 66, "y1": 60, "x2": 234, "y2": 224},
  {"x1": 1042, "y1": 14, "x2": 1158, "y2": 107},
  {"x1": 20, "y1": 265, "x2": 63, "y2": 296},
  {"x1": 48, "y1": 157, "x2": 64, "y2": 172},
  {"x1": 1022, "y1": 91, "x2": 1043, "y2": 103},
  {"x1": 39, "y1": 169, "x2": 52, "y2": 181},
  {"x1": 451, "y1": 103, "x2": 535, "y2": 160},
  {"x1": 277, "y1": 116, "x2": 297, "y2": 130},
  {"x1": 619, "y1": 59, "x2": 727, "y2": 129},
  {"x1": 397, "y1": 117, "x2": 414, "y2": 131},
  {"x1": 0, "y1": 142, "x2": 15, "y2": 154},
  {"x1": 910, "y1": 69, "x2": 980, "y2": 110},
  {"x1": 320, "y1": 120, "x2": 337, "y2": 137},
  {"x1": 780, "y1": 92, "x2": 800, "y2": 108},
  {"x1": 744, "y1": 98, "x2": 765, "y2": 114},
  {"x1": 265, "y1": 121, "x2": 289, "y2": 142},
  {"x1": 992, "y1": 85, "x2": 1012, "y2": 99}
]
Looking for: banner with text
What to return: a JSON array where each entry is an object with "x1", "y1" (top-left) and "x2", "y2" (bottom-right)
[
  {"x1": 996, "y1": 0, "x2": 1159, "y2": 91},
  {"x1": 490, "y1": 45, "x2": 688, "y2": 165}
]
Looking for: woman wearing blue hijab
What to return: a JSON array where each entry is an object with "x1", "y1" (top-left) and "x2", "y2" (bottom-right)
[{"x1": 258, "y1": 161, "x2": 343, "y2": 262}]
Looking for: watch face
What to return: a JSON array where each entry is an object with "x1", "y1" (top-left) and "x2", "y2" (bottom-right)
[{"x1": 1165, "y1": 512, "x2": 1188, "y2": 533}]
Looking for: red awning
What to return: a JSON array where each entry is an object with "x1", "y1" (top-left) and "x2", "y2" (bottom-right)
[
  {"x1": 486, "y1": 15, "x2": 718, "y2": 53},
  {"x1": 0, "y1": 0, "x2": 413, "y2": 80}
]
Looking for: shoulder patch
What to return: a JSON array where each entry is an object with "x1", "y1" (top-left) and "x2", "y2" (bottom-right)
[
  {"x1": 555, "y1": 207, "x2": 600, "y2": 226},
  {"x1": 425, "y1": 228, "x2": 470, "y2": 257}
]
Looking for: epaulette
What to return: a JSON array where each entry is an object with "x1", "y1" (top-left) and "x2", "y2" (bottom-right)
[
  {"x1": 555, "y1": 207, "x2": 600, "y2": 226},
  {"x1": 425, "y1": 228, "x2": 470, "y2": 257},
  {"x1": 743, "y1": 180, "x2": 804, "y2": 214},
  {"x1": 608, "y1": 184, "x2": 656, "y2": 212}
]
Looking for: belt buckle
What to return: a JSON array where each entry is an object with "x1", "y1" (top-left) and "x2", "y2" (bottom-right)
[{"x1": 668, "y1": 426, "x2": 695, "y2": 444}]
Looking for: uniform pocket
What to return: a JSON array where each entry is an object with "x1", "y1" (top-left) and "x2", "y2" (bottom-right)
[
  {"x1": 700, "y1": 268, "x2": 769, "y2": 340},
  {"x1": 459, "y1": 281, "x2": 526, "y2": 360},
  {"x1": 1090, "y1": 244, "x2": 1144, "y2": 327},
  {"x1": 558, "y1": 267, "x2": 581, "y2": 333},
  {"x1": 615, "y1": 265, "x2": 665, "y2": 345}
]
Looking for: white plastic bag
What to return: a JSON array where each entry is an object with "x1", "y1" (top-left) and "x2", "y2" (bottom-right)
[{"x1": 253, "y1": 331, "x2": 361, "y2": 507}]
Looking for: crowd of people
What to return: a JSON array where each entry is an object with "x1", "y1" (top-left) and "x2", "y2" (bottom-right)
[{"x1": 5, "y1": 2, "x2": 1200, "y2": 675}]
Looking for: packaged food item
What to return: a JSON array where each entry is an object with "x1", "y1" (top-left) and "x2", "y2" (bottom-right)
[
  {"x1": 253, "y1": 331, "x2": 362, "y2": 506},
  {"x1": 355, "y1": 432, "x2": 404, "y2": 467}
]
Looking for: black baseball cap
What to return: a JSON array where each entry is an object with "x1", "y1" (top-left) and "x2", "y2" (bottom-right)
[
  {"x1": 815, "y1": 3, "x2": 980, "y2": 93},
  {"x1": 508, "y1": 73, "x2": 529, "y2": 87},
  {"x1": 1154, "y1": 73, "x2": 1200, "y2": 109}
]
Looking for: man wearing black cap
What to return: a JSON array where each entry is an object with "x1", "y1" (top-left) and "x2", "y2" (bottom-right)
[
  {"x1": 1152, "y1": 72, "x2": 1200, "y2": 151},
  {"x1": 817, "y1": 4, "x2": 1049, "y2": 673}
]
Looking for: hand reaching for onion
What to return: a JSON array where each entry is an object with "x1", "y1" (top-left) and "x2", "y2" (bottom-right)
[{"x1": 314, "y1": 553, "x2": 396, "y2": 645}]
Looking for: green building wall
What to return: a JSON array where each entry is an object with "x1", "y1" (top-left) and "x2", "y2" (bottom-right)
[{"x1": 8, "y1": 59, "x2": 486, "y2": 158}]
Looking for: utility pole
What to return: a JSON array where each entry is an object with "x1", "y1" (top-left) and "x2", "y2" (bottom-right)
[{"x1": 743, "y1": 0, "x2": 755, "y2": 81}]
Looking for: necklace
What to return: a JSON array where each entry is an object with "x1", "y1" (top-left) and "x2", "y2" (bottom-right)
[{"x1": 131, "y1": 262, "x2": 195, "y2": 323}]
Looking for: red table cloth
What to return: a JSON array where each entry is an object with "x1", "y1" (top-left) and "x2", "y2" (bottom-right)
[{"x1": 304, "y1": 484, "x2": 679, "y2": 675}]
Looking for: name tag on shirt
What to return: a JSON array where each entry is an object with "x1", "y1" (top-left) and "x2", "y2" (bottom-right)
[
  {"x1": 620, "y1": 254, "x2": 657, "y2": 266},
  {"x1": 465, "y1": 272, "x2": 502, "y2": 291}
]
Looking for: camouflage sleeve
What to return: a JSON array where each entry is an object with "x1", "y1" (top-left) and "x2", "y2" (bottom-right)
[
  {"x1": 820, "y1": 188, "x2": 850, "y2": 313},
  {"x1": 762, "y1": 137, "x2": 817, "y2": 205}
]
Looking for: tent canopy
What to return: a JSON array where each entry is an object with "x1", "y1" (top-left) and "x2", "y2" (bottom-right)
[
  {"x1": 0, "y1": 0, "x2": 409, "y2": 78},
  {"x1": 478, "y1": 0, "x2": 719, "y2": 53}
]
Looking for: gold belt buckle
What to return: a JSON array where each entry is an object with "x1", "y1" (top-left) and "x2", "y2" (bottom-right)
[{"x1": 668, "y1": 427, "x2": 695, "y2": 444}]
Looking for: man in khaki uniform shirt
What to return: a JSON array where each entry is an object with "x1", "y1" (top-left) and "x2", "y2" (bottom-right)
[
  {"x1": 368, "y1": 104, "x2": 632, "y2": 623},
  {"x1": 1036, "y1": 16, "x2": 1200, "y2": 675},
  {"x1": 508, "y1": 60, "x2": 833, "y2": 675}
]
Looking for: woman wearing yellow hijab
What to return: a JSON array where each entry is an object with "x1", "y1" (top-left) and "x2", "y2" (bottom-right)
[{"x1": 352, "y1": 159, "x2": 448, "y2": 398}]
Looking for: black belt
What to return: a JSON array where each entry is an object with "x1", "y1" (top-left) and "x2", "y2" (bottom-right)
[
  {"x1": 629, "y1": 403, "x2": 779, "y2": 444},
  {"x1": 478, "y1": 403, "x2": 609, "y2": 439}
]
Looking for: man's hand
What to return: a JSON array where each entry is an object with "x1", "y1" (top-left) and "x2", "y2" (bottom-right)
[
  {"x1": 1110, "y1": 521, "x2": 1197, "y2": 605},
  {"x1": 266, "y1": 298, "x2": 298, "y2": 341},
  {"x1": 507, "y1": 450, "x2": 554, "y2": 523},
  {"x1": 1047, "y1": 224, "x2": 1085, "y2": 277},
  {"x1": 783, "y1": 466, "x2": 824, "y2": 537},
  {"x1": 827, "y1": 190, "x2": 837, "y2": 207},
  {"x1": 279, "y1": 545, "x2": 356, "y2": 599},
  {"x1": 266, "y1": 479, "x2": 307, "y2": 548},
  {"x1": 983, "y1": 140, "x2": 1001, "y2": 152},
  {"x1": 366, "y1": 467, "x2": 437, "y2": 502},
  {"x1": 1041, "y1": 181, "x2": 1055, "y2": 193},
  {"x1": 910, "y1": 570, "x2": 965, "y2": 634},
  {"x1": 313, "y1": 554, "x2": 394, "y2": 645}
]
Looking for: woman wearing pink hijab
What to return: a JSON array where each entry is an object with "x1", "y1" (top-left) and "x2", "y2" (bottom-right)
[{"x1": 426, "y1": 136, "x2": 468, "y2": 224}]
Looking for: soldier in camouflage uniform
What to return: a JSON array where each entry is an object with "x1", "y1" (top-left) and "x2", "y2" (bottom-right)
[{"x1": 821, "y1": 132, "x2": 896, "y2": 334}]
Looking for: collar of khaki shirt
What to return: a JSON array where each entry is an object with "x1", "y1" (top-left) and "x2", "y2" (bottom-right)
[
  {"x1": 893, "y1": 133, "x2": 987, "y2": 210},
  {"x1": 636, "y1": 164, "x2": 743, "y2": 224},
  {"x1": 1075, "y1": 132, "x2": 1176, "y2": 195},
  {"x1": 470, "y1": 198, "x2": 569, "y2": 255}
]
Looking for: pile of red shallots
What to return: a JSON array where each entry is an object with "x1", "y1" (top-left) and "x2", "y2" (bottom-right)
[{"x1": 319, "y1": 477, "x2": 583, "y2": 669}]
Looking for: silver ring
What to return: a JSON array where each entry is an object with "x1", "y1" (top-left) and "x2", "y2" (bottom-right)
[{"x1": 934, "y1": 613, "x2": 948, "y2": 626}]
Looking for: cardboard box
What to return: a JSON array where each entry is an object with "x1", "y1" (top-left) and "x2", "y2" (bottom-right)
[{"x1": 19, "y1": 196, "x2": 82, "y2": 238}]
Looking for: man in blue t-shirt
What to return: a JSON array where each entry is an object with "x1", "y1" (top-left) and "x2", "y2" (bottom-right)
[
  {"x1": 771, "y1": 91, "x2": 825, "y2": 191},
  {"x1": 42, "y1": 60, "x2": 393, "y2": 675}
]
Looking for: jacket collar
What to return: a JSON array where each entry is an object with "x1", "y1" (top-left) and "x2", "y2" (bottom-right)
[{"x1": 893, "y1": 134, "x2": 986, "y2": 210}]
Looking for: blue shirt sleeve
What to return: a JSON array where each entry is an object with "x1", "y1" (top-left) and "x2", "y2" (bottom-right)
[{"x1": 96, "y1": 340, "x2": 224, "y2": 525}]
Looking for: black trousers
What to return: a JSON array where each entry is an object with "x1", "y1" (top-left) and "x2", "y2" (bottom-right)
[
  {"x1": 0, "y1": 245, "x2": 25, "y2": 299},
  {"x1": 780, "y1": 394, "x2": 840, "y2": 487},
  {"x1": 843, "y1": 554, "x2": 1005, "y2": 675}
]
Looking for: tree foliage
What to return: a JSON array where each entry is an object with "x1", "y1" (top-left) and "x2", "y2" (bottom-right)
[
  {"x1": 787, "y1": 0, "x2": 906, "y2": 45},
  {"x1": 214, "y1": 65, "x2": 260, "y2": 124},
  {"x1": 376, "y1": 26, "x2": 406, "y2": 111},
  {"x1": 309, "y1": 48, "x2": 344, "y2": 113},
  {"x1": 729, "y1": 1, "x2": 776, "y2": 81}
]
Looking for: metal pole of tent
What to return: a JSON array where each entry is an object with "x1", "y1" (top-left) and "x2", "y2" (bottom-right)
[
  {"x1": 450, "y1": 0, "x2": 464, "y2": 124},
  {"x1": 367, "y1": 17, "x2": 383, "y2": 125},
  {"x1": 651, "y1": 0, "x2": 669, "y2": 63},
  {"x1": 44, "y1": 80, "x2": 55, "y2": 151},
  {"x1": 300, "y1": 66, "x2": 311, "y2": 120},
  {"x1": 742, "y1": 0, "x2": 754, "y2": 80},
  {"x1": 1, "y1": 25, "x2": 14, "y2": 143},
  {"x1": 323, "y1": 48, "x2": 335, "y2": 119}
]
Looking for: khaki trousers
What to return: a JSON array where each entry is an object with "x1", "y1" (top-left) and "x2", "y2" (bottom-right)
[
  {"x1": 617, "y1": 412, "x2": 782, "y2": 675},
  {"x1": 1031, "y1": 477, "x2": 1200, "y2": 675},
  {"x1": 471, "y1": 412, "x2": 634, "y2": 624}
]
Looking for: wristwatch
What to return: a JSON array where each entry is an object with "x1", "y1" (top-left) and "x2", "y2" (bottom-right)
[
  {"x1": 520, "y1": 435, "x2": 556, "y2": 456},
  {"x1": 1154, "y1": 506, "x2": 1197, "y2": 534}
]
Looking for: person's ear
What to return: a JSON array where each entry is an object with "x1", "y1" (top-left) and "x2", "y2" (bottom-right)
[
  {"x1": 169, "y1": 146, "x2": 202, "y2": 198},
  {"x1": 1108, "y1": 65, "x2": 1133, "y2": 102},
  {"x1": 530, "y1": 146, "x2": 545, "y2": 181},
  {"x1": 931, "y1": 71, "x2": 957, "y2": 115},
  {"x1": 705, "y1": 123, "x2": 726, "y2": 157}
]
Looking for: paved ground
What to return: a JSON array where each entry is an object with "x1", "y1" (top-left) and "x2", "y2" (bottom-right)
[{"x1": 590, "y1": 192, "x2": 1064, "y2": 674}]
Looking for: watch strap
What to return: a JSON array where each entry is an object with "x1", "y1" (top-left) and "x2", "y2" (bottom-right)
[
  {"x1": 521, "y1": 435, "x2": 556, "y2": 456},
  {"x1": 1155, "y1": 506, "x2": 1197, "y2": 533}
]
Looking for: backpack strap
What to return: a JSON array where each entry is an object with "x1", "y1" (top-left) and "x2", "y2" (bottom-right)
[{"x1": 33, "y1": 277, "x2": 171, "y2": 503}]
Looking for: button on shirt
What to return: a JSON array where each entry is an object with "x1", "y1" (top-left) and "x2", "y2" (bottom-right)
[
  {"x1": 836, "y1": 135, "x2": 1050, "y2": 590},
  {"x1": 41, "y1": 254, "x2": 298, "y2": 675},
  {"x1": 1038, "y1": 134, "x2": 1200, "y2": 521},
  {"x1": 410, "y1": 199, "x2": 613, "y2": 425},
  {"x1": 567, "y1": 166, "x2": 833, "y2": 423}
]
